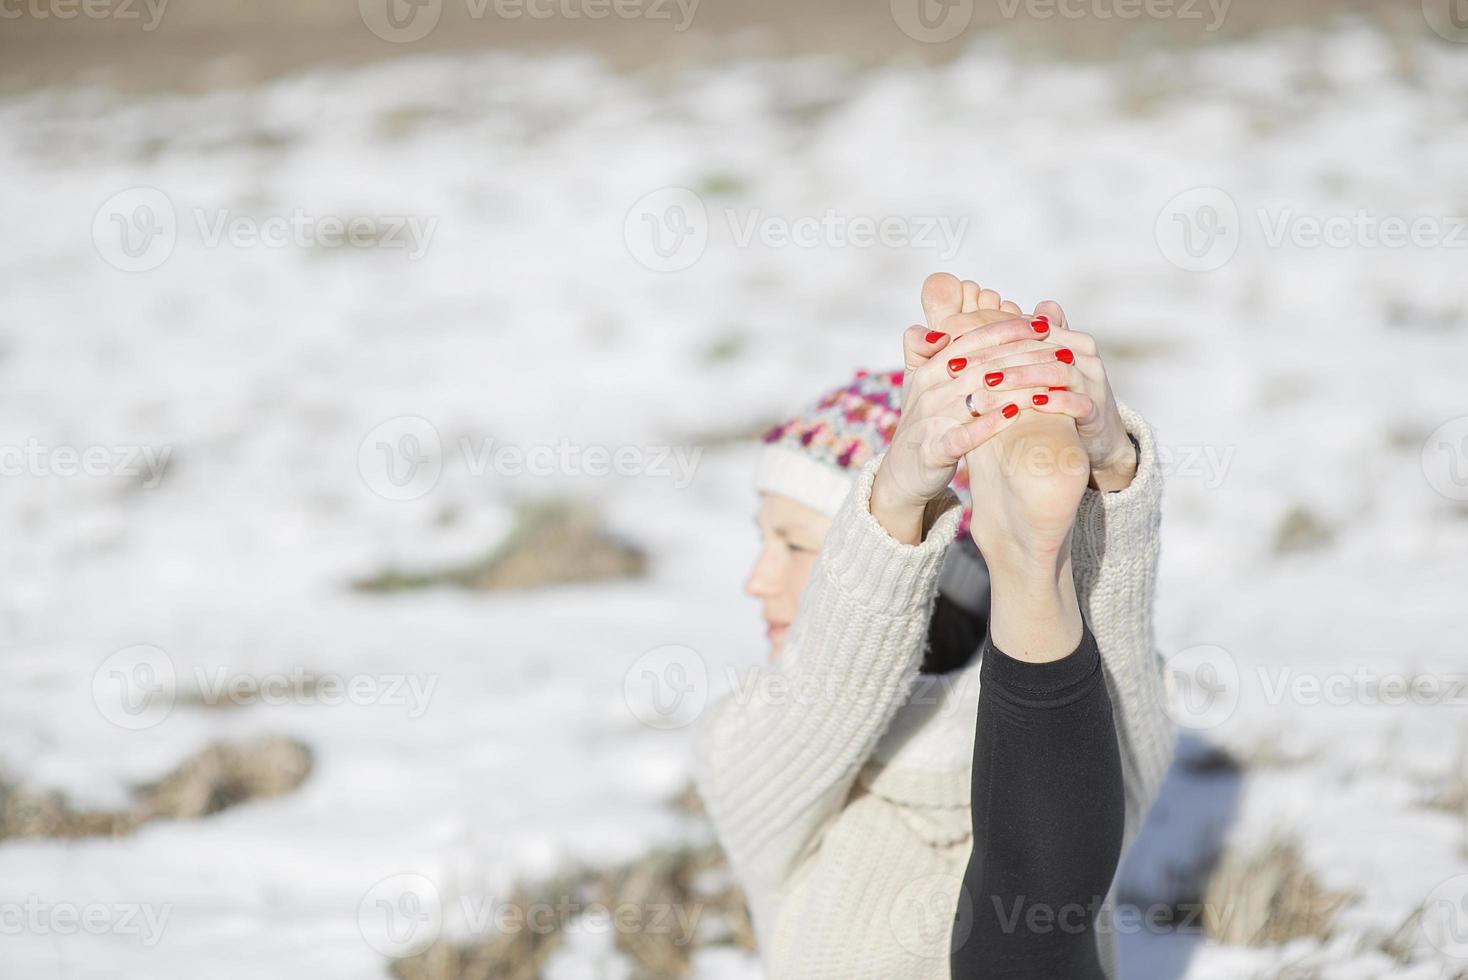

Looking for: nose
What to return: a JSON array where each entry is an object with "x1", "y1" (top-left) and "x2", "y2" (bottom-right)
[{"x1": 744, "y1": 545, "x2": 782, "y2": 601}]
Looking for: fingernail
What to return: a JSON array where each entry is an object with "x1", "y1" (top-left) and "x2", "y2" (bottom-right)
[
  {"x1": 1032, "y1": 393, "x2": 1049, "y2": 406},
  {"x1": 984, "y1": 371, "x2": 1003, "y2": 387},
  {"x1": 1002, "y1": 403, "x2": 1019, "y2": 419},
  {"x1": 947, "y1": 357, "x2": 968, "y2": 374},
  {"x1": 1049, "y1": 386, "x2": 1068, "y2": 391},
  {"x1": 926, "y1": 330, "x2": 946, "y2": 344},
  {"x1": 1055, "y1": 348, "x2": 1074, "y2": 364},
  {"x1": 1031, "y1": 319, "x2": 1049, "y2": 333}
]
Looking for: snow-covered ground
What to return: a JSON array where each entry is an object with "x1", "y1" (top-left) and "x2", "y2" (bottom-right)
[{"x1": 2, "y1": 20, "x2": 1467, "y2": 979}]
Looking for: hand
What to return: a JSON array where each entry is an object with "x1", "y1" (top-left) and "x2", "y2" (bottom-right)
[
  {"x1": 954, "y1": 300, "x2": 1137, "y2": 492},
  {"x1": 868, "y1": 286, "x2": 1048, "y2": 545}
]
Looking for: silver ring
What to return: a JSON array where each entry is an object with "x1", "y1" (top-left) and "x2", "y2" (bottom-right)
[{"x1": 965, "y1": 392, "x2": 981, "y2": 418}]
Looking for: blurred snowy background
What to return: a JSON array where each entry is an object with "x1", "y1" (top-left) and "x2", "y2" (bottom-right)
[{"x1": 2, "y1": 1, "x2": 1468, "y2": 977}]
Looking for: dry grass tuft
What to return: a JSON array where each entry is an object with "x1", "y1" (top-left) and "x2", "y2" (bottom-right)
[
  {"x1": 0, "y1": 737, "x2": 312, "y2": 841},
  {"x1": 1194, "y1": 836, "x2": 1354, "y2": 947},
  {"x1": 389, "y1": 783, "x2": 753, "y2": 980},
  {"x1": 356, "y1": 501, "x2": 646, "y2": 593}
]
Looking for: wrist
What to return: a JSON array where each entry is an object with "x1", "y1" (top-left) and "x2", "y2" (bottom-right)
[
  {"x1": 1090, "y1": 433, "x2": 1138, "y2": 493},
  {"x1": 869, "y1": 464, "x2": 929, "y2": 545}
]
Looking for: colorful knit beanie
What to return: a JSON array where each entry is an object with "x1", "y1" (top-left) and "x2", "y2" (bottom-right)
[{"x1": 756, "y1": 368, "x2": 989, "y2": 614}]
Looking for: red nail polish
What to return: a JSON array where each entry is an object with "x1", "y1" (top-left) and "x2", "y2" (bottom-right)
[
  {"x1": 1032, "y1": 393, "x2": 1049, "y2": 406},
  {"x1": 1031, "y1": 319, "x2": 1049, "y2": 333},
  {"x1": 926, "y1": 330, "x2": 946, "y2": 344},
  {"x1": 984, "y1": 371, "x2": 1003, "y2": 387},
  {"x1": 1002, "y1": 403, "x2": 1019, "y2": 419},
  {"x1": 1049, "y1": 386, "x2": 1068, "y2": 392},
  {"x1": 948, "y1": 357, "x2": 968, "y2": 374},
  {"x1": 1055, "y1": 348, "x2": 1074, "y2": 364},
  {"x1": 1034, "y1": 314, "x2": 1049, "y2": 323}
]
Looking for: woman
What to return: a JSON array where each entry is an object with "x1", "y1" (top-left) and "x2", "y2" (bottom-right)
[{"x1": 692, "y1": 273, "x2": 1174, "y2": 979}]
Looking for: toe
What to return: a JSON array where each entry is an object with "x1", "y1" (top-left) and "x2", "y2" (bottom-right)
[
  {"x1": 978, "y1": 289, "x2": 1003, "y2": 310},
  {"x1": 921, "y1": 273, "x2": 965, "y2": 330},
  {"x1": 961, "y1": 280, "x2": 981, "y2": 313}
]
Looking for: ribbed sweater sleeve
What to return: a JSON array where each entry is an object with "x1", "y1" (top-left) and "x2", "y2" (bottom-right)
[
  {"x1": 691, "y1": 453, "x2": 963, "y2": 921},
  {"x1": 1070, "y1": 399, "x2": 1176, "y2": 848}
]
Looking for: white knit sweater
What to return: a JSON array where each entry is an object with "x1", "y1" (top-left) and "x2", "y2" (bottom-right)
[{"x1": 692, "y1": 402, "x2": 1174, "y2": 979}]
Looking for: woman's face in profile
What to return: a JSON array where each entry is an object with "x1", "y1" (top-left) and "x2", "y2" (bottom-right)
[{"x1": 746, "y1": 493, "x2": 833, "y2": 660}]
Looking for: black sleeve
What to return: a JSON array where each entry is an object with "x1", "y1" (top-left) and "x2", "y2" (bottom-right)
[{"x1": 949, "y1": 624, "x2": 1126, "y2": 980}]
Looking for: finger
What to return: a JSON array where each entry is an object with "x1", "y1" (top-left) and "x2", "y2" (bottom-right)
[
  {"x1": 938, "y1": 316, "x2": 1053, "y2": 358},
  {"x1": 940, "y1": 400, "x2": 1026, "y2": 457},
  {"x1": 921, "y1": 273, "x2": 965, "y2": 333},
  {"x1": 1032, "y1": 300, "x2": 1069, "y2": 332},
  {"x1": 903, "y1": 323, "x2": 950, "y2": 371},
  {"x1": 945, "y1": 383, "x2": 1057, "y2": 420},
  {"x1": 974, "y1": 360, "x2": 1075, "y2": 393},
  {"x1": 978, "y1": 288, "x2": 1003, "y2": 310},
  {"x1": 980, "y1": 344, "x2": 1094, "y2": 374},
  {"x1": 1000, "y1": 300, "x2": 1022, "y2": 315},
  {"x1": 961, "y1": 280, "x2": 981, "y2": 314},
  {"x1": 1027, "y1": 389, "x2": 1099, "y2": 426}
]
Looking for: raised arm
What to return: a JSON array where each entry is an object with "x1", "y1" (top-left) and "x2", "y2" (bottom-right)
[{"x1": 691, "y1": 459, "x2": 961, "y2": 916}]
